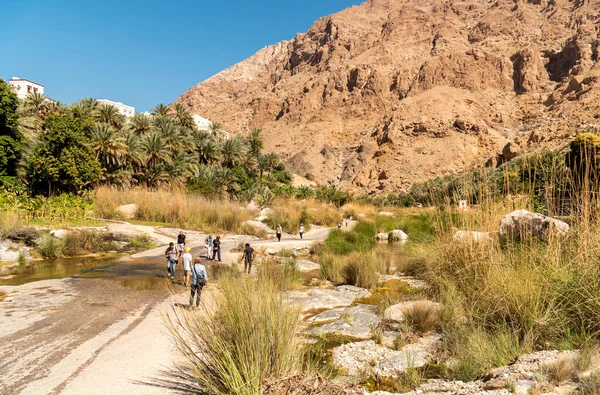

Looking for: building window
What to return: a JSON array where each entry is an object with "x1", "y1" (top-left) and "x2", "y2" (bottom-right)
[
  {"x1": 34, "y1": 87, "x2": 38, "y2": 93},
  {"x1": 27, "y1": 85, "x2": 31, "y2": 93}
]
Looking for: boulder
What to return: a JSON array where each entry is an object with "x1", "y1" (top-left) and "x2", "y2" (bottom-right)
[
  {"x1": 115, "y1": 204, "x2": 138, "y2": 219},
  {"x1": 5, "y1": 227, "x2": 41, "y2": 246},
  {"x1": 308, "y1": 304, "x2": 380, "y2": 340},
  {"x1": 389, "y1": 229, "x2": 408, "y2": 242},
  {"x1": 50, "y1": 229, "x2": 69, "y2": 239},
  {"x1": 246, "y1": 200, "x2": 259, "y2": 211},
  {"x1": 286, "y1": 285, "x2": 371, "y2": 312},
  {"x1": 332, "y1": 334, "x2": 441, "y2": 377},
  {"x1": 376, "y1": 232, "x2": 389, "y2": 241},
  {"x1": 254, "y1": 215, "x2": 269, "y2": 222},
  {"x1": 296, "y1": 259, "x2": 320, "y2": 272},
  {"x1": 384, "y1": 300, "x2": 440, "y2": 323},
  {"x1": 498, "y1": 210, "x2": 569, "y2": 242},
  {"x1": 259, "y1": 207, "x2": 274, "y2": 216},
  {"x1": 453, "y1": 230, "x2": 493, "y2": 242},
  {"x1": 378, "y1": 211, "x2": 394, "y2": 217}
]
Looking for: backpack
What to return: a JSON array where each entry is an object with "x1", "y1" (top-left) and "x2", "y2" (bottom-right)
[{"x1": 192, "y1": 264, "x2": 207, "y2": 286}]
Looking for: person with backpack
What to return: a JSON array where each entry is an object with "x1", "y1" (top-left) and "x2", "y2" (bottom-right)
[
  {"x1": 299, "y1": 224, "x2": 305, "y2": 240},
  {"x1": 241, "y1": 243, "x2": 254, "y2": 275},
  {"x1": 212, "y1": 236, "x2": 222, "y2": 262},
  {"x1": 165, "y1": 242, "x2": 178, "y2": 281},
  {"x1": 205, "y1": 235, "x2": 214, "y2": 260},
  {"x1": 276, "y1": 224, "x2": 282, "y2": 242},
  {"x1": 190, "y1": 257, "x2": 208, "y2": 308},
  {"x1": 182, "y1": 247, "x2": 193, "y2": 286}
]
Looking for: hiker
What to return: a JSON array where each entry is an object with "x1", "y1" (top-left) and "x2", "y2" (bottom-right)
[
  {"x1": 299, "y1": 223, "x2": 305, "y2": 240},
  {"x1": 337, "y1": 222, "x2": 342, "y2": 229},
  {"x1": 344, "y1": 218, "x2": 349, "y2": 228},
  {"x1": 205, "y1": 234, "x2": 214, "y2": 260},
  {"x1": 182, "y1": 247, "x2": 193, "y2": 286},
  {"x1": 177, "y1": 231, "x2": 186, "y2": 256},
  {"x1": 276, "y1": 224, "x2": 282, "y2": 242},
  {"x1": 189, "y1": 257, "x2": 208, "y2": 308},
  {"x1": 165, "y1": 242, "x2": 178, "y2": 281},
  {"x1": 212, "y1": 236, "x2": 222, "y2": 262},
  {"x1": 241, "y1": 243, "x2": 254, "y2": 274}
]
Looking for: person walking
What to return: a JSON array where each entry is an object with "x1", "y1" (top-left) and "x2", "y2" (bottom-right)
[
  {"x1": 205, "y1": 235, "x2": 214, "y2": 260},
  {"x1": 177, "y1": 231, "x2": 186, "y2": 256},
  {"x1": 182, "y1": 247, "x2": 193, "y2": 286},
  {"x1": 276, "y1": 224, "x2": 282, "y2": 242},
  {"x1": 189, "y1": 257, "x2": 208, "y2": 308},
  {"x1": 241, "y1": 243, "x2": 254, "y2": 275},
  {"x1": 165, "y1": 242, "x2": 178, "y2": 281},
  {"x1": 212, "y1": 236, "x2": 222, "y2": 262},
  {"x1": 337, "y1": 221, "x2": 342, "y2": 229},
  {"x1": 299, "y1": 224, "x2": 305, "y2": 240}
]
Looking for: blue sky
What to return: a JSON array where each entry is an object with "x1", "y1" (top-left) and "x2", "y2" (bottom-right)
[{"x1": 0, "y1": 0, "x2": 364, "y2": 112}]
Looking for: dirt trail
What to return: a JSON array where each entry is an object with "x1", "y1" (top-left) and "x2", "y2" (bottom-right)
[{"x1": 0, "y1": 221, "x2": 349, "y2": 394}]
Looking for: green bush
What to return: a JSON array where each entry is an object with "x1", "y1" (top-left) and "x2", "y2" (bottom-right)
[
  {"x1": 325, "y1": 221, "x2": 375, "y2": 255},
  {"x1": 38, "y1": 234, "x2": 62, "y2": 258}
]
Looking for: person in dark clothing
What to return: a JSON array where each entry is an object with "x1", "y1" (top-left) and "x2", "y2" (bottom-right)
[
  {"x1": 189, "y1": 257, "x2": 208, "y2": 308},
  {"x1": 212, "y1": 236, "x2": 222, "y2": 262},
  {"x1": 276, "y1": 224, "x2": 282, "y2": 242},
  {"x1": 177, "y1": 231, "x2": 186, "y2": 256},
  {"x1": 241, "y1": 243, "x2": 254, "y2": 274}
]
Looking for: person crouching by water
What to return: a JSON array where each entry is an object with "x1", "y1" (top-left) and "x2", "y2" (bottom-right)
[
  {"x1": 182, "y1": 247, "x2": 193, "y2": 286},
  {"x1": 212, "y1": 236, "x2": 222, "y2": 262},
  {"x1": 165, "y1": 242, "x2": 178, "y2": 281},
  {"x1": 276, "y1": 224, "x2": 282, "y2": 242},
  {"x1": 190, "y1": 257, "x2": 208, "y2": 308},
  {"x1": 241, "y1": 243, "x2": 254, "y2": 275}
]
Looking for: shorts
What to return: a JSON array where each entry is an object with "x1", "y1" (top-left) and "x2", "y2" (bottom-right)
[{"x1": 177, "y1": 244, "x2": 185, "y2": 252}]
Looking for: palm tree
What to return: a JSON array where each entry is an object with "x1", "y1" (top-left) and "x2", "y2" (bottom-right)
[
  {"x1": 95, "y1": 103, "x2": 125, "y2": 129},
  {"x1": 170, "y1": 103, "x2": 196, "y2": 131},
  {"x1": 140, "y1": 132, "x2": 173, "y2": 169},
  {"x1": 208, "y1": 121, "x2": 223, "y2": 140},
  {"x1": 196, "y1": 138, "x2": 221, "y2": 165},
  {"x1": 46, "y1": 100, "x2": 67, "y2": 115},
  {"x1": 89, "y1": 123, "x2": 128, "y2": 169},
  {"x1": 129, "y1": 113, "x2": 153, "y2": 135},
  {"x1": 247, "y1": 128, "x2": 264, "y2": 158},
  {"x1": 72, "y1": 98, "x2": 98, "y2": 117},
  {"x1": 155, "y1": 117, "x2": 183, "y2": 153},
  {"x1": 152, "y1": 103, "x2": 170, "y2": 117},
  {"x1": 220, "y1": 136, "x2": 247, "y2": 168},
  {"x1": 23, "y1": 92, "x2": 50, "y2": 117}
]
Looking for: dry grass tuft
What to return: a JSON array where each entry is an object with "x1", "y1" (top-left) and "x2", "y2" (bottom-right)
[{"x1": 402, "y1": 300, "x2": 440, "y2": 334}]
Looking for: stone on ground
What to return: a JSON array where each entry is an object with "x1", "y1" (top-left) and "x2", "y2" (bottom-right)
[
  {"x1": 389, "y1": 229, "x2": 408, "y2": 242},
  {"x1": 286, "y1": 285, "x2": 371, "y2": 312},
  {"x1": 308, "y1": 304, "x2": 380, "y2": 340},
  {"x1": 499, "y1": 209, "x2": 569, "y2": 242},
  {"x1": 50, "y1": 229, "x2": 69, "y2": 239},
  {"x1": 378, "y1": 211, "x2": 394, "y2": 217},
  {"x1": 384, "y1": 300, "x2": 440, "y2": 323},
  {"x1": 454, "y1": 230, "x2": 493, "y2": 242},
  {"x1": 376, "y1": 232, "x2": 389, "y2": 241},
  {"x1": 296, "y1": 259, "x2": 320, "y2": 272}
]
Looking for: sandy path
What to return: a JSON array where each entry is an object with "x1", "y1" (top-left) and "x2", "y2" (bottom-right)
[{"x1": 0, "y1": 220, "x2": 353, "y2": 394}]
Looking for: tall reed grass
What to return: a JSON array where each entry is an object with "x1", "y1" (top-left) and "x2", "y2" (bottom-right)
[
  {"x1": 93, "y1": 186, "x2": 253, "y2": 233},
  {"x1": 265, "y1": 198, "x2": 341, "y2": 233},
  {"x1": 167, "y1": 274, "x2": 302, "y2": 395}
]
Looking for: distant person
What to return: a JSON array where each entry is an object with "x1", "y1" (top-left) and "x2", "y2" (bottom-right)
[
  {"x1": 190, "y1": 257, "x2": 208, "y2": 308},
  {"x1": 212, "y1": 236, "x2": 222, "y2": 262},
  {"x1": 345, "y1": 218, "x2": 349, "y2": 228},
  {"x1": 182, "y1": 247, "x2": 193, "y2": 286},
  {"x1": 337, "y1": 222, "x2": 342, "y2": 229},
  {"x1": 177, "y1": 231, "x2": 186, "y2": 256},
  {"x1": 241, "y1": 243, "x2": 254, "y2": 274},
  {"x1": 205, "y1": 234, "x2": 214, "y2": 260},
  {"x1": 165, "y1": 242, "x2": 178, "y2": 281},
  {"x1": 276, "y1": 224, "x2": 282, "y2": 242},
  {"x1": 299, "y1": 224, "x2": 305, "y2": 240}
]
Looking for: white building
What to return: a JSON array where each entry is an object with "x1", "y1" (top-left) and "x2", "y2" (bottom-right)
[
  {"x1": 97, "y1": 99, "x2": 135, "y2": 118},
  {"x1": 8, "y1": 77, "x2": 44, "y2": 100},
  {"x1": 193, "y1": 114, "x2": 212, "y2": 130}
]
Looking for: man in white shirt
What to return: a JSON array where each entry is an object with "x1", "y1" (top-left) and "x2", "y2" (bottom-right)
[{"x1": 182, "y1": 247, "x2": 193, "y2": 286}]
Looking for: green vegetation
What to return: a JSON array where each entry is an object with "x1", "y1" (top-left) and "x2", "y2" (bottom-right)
[
  {"x1": 167, "y1": 274, "x2": 302, "y2": 395},
  {"x1": 0, "y1": 79, "x2": 22, "y2": 179}
]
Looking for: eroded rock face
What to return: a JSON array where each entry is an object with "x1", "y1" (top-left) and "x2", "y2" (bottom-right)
[
  {"x1": 499, "y1": 209, "x2": 569, "y2": 241},
  {"x1": 178, "y1": 0, "x2": 600, "y2": 194}
]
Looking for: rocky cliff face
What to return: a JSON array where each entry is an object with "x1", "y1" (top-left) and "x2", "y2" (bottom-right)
[{"x1": 177, "y1": 0, "x2": 600, "y2": 194}]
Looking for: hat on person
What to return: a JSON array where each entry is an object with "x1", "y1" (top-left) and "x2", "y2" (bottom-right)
[{"x1": 185, "y1": 247, "x2": 191, "y2": 252}]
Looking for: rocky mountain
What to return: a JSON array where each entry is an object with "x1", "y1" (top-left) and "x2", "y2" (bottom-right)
[{"x1": 177, "y1": 0, "x2": 600, "y2": 194}]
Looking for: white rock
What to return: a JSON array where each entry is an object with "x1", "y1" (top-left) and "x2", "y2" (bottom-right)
[
  {"x1": 376, "y1": 232, "x2": 389, "y2": 241},
  {"x1": 254, "y1": 215, "x2": 269, "y2": 222},
  {"x1": 389, "y1": 229, "x2": 408, "y2": 242},
  {"x1": 308, "y1": 304, "x2": 380, "y2": 340},
  {"x1": 286, "y1": 285, "x2": 371, "y2": 312},
  {"x1": 384, "y1": 300, "x2": 440, "y2": 323},
  {"x1": 296, "y1": 259, "x2": 320, "y2": 272},
  {"x1": 453, "y1": 230, "x2": 493, "y2": 242},
  {"x1": 115, "y1": 203, "x2": 138, "y2": 219},
  {"x1": 499, "y1": 209, "x2": 569, "y2": 242},
  {"x1": 50, "y1": 229, "x2": 69, "y2": 239},
  {"x1": 246, "y1": 200, "x2": 259, "y2": 211},
  {"x1": 259, "y1": 207, "x2": 274, "y2": 216},
  {"x1": 378, "y1": 211, "x2": 395, "y2": 217}
]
